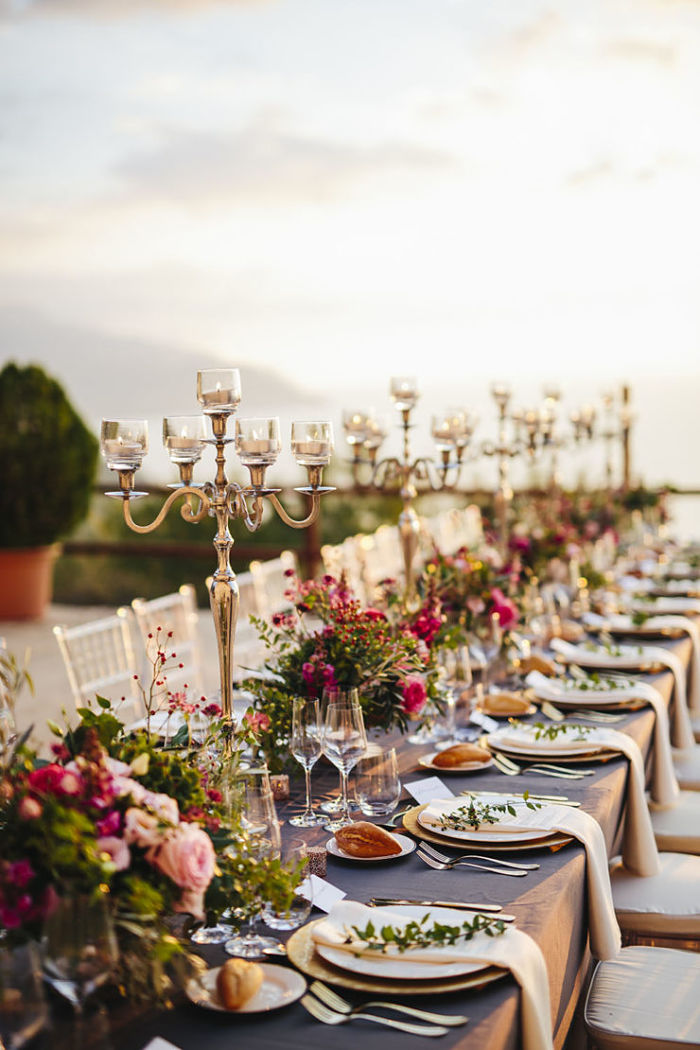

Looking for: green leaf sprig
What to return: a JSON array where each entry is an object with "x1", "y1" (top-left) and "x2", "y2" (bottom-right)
[
  {"x1": 434, "y1": 793, "x2": 542, "y2": 832},
  {"x1": 348, "y1": 912, "x2": 506, "y2": 955},
  {"x1": 563, "y1": 670, "x2": 625, "y2": 692},
  {"x1": 530, "y1": 720, "x2": 591, "y2": 741}
]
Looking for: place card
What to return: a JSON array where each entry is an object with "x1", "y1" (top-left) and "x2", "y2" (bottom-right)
[
  {"x1": 298, "y1": 874, "x2": 347, "y2": 913},
  {"x1": 404, "y1": 776, "x2": 455, "y2": 805},
  {"x1": 470, "y1": 709, "x2": 500, "y2": 733}
]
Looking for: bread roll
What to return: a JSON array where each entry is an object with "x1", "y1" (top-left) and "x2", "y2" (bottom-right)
[
  {"x1": 432, "y1": 743, "x2": 491, "y2": 768},
  {"x1": 481, "y1": 692, "x2": 531, "y2": 715},
  {"x1": 216, "y1": 958, "x2": 264, "y2": 1010},
  {"x1": 519, "y1": 653, "x2": 557, "y2": 676},
  {"x1": 334, "y1": 821, "x2": 402, "y2": 858}
]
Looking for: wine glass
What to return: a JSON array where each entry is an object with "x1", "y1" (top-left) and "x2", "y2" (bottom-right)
[
  {"x1": 0, "y1": 943, "x2": 48, "y2": 1050},
  {"x1": 321, "y1": 700, "x2": 367, "y2": 832},
  {"x1": 289, "y1": 698, "x2": 323, "y2": 827},
  {"x1": 224, "y1": 770, "x2": 282, "y2": 958},
  {"x1": 434, "y1": 645, "x2": 473, "y2": 741},
  {"x1": 42, "y1": 894, "x2": 118, "y2": 1036},
  {"x1": 354, "y1": 745, "x2": 401, "y2": 817},
  {"x1": 319, "y1": 688, "x2": 362, "y2": 815},
  {"x1": 482, "y1": 612, "x2": 504, "y2": 690}
]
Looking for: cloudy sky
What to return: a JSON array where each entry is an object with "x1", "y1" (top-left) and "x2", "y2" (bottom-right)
[{"x1": 1, "y1": 0, "x2": 699, "y2": 489}]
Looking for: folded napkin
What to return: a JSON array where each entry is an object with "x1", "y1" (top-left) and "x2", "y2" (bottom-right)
[
  {"x1": 420, "y1": 795, "x2": 622, "y2": 959},
  {"x1": 525, "y1": 671, "x2": 680, "y2": 808},
  {"x1": 485, "y1": 726, "x2": 660, "y2": 877},
  {"x1": 628, "y1": 596, "x2": 700, "y2": 615},
  {"x1": 550, "y1": 638, "x2": 695, "y2": 750},
  {"x1": 585, "y1": 611, "x2": 700, "y2": 719},
  {"x1": 312, "y1": 900, "x2": 554, "y2": 1050}
]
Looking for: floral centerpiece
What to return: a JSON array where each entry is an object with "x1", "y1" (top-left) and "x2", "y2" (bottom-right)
[
  {"x1": 418, "y1": 546, "x2": 520, "y2": 639},
  {"x1": 241, "y1": 572, "x2": 439, "y2": 771},
  {"x1": 0, "y1": 642, "x2": 302, "y2": 1004}
]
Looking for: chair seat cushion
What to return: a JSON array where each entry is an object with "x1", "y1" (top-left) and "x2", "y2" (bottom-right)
[
  {"x1": 585, "y1": 946, "x2": 700, "y2": 1049},
  {"x1": 649, "y1": 792, "x2": 700, "y2": 854},
  {"x1": 673, "y1": 745, "x2": 700, "y2": 790},
  {"x1": 610, "y1": 853, "x2": 700, "y2": 936}
]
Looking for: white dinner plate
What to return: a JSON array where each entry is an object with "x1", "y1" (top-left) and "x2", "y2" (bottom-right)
[
  {"x1": 417, "y1": 804, "x2": 548, "y2": 844},
  {"x1": 418, "y1": 752, "x2": 494, "y2": 774},
  {"x1": 326, "y1": 832, "x2": 416, "y2": 862},
  {"x1": 314, "y1": 904, "x2": 488, "y2": 980},
  {"x1": 486, "y1": 729, "x2": 607, "y2": 760},
  {"x1": 185, "y1": 963, "x2": 306, "y2": 1013}
]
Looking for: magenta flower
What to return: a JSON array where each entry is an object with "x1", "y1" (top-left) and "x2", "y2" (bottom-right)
[
  {"x1": 401, "y1": 675, "x2": 427, "y2": 715},
  {"x1": 8, "y1": 860, "x2": 34, "y2": 888},
  {"x1": 489, "y1": 587, "x2": 519, "y2": 631}
]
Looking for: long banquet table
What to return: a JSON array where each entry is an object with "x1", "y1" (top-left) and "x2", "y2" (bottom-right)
[{"x1": 46, "y1": 636, "x2": 691, "y2": 1050}]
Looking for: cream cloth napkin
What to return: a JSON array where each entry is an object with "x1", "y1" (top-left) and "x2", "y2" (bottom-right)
[
  {"x1": 420, "y1": 794, "x2": 622, "y2": 959},
  {"x1": 628, "y1": 596, "x2": 700, "y2": 614},
  {"x1": 525, "y1": 670, "x2": 680, "y2": 808},
  {"x1": 550, "y1": 637, "x2": 695, "y2": 750},
  {"x1": 585, "y1": 610, "x2": 700, "y2": 720},
  {"x1": 312, "y1": 900, "x2": 554, "y2": 1050},
  {"x1": 484, "y1": 726, "x2": 660, "y2": 877}
]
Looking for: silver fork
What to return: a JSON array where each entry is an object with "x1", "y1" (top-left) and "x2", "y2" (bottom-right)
[
  {"x1": 300, "y1": 993, "x2": 449, "y2": 1036},
  {"x1": 569, "y1": 709, "x2": 627, "y2": 723},
  {"x1": 492, "y1": 751, "x2": 586, "y2": 779},
  {"x1": 417, "y1": 848, "x2": 528, "y2": 876},
  {"x1": 529, "y1": 763, "x2": 593, "y2": 778},
  {"x1": 419, "y1": 841, "x2": 540, "y2": 871},
  {"x1": 309, "y1": 981, "x2": 468, "y2": 1027}
]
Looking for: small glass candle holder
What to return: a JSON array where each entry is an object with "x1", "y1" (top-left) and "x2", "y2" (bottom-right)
[
  {"x1": 363, "y1": 414, "x2": 389, "y2": 453},
  {"x1": 305, "y1": 844, "x2": 327, "y2": 879},
  {"x1": 196, "y1": 368, "x2": 241, "y2": 414},
  {"x1": 342, "y1": 410, "x2": 369, "y2": 446},
  {"x1": 235, "y1": 417, "x2": 281, "y2": 466},
  {"x1": 389, "y1": 376, "x2": 419, "y2": 412},
  {"x1": 431, "y1": 412, "x2": 459, "y2": 452},
  {"x1": 100, "y1": 419, "x2": 148, "y2": 471},
  {"x1": 291, "y1": 421, "x2": 333, "y2": 466},
  {"x1": 163, "y1": 415, "x2": 207, "y2": 465},
  {"x1": 270, "y1": 773, "x2": 290, "y2": 801}
]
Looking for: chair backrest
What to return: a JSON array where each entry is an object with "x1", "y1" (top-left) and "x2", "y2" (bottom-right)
[
  {"x1": 320, "y1": 536, "x2": 367, "y2": 602},
  {"x1": 53, "y1": 609, "x2": 141, "y2": 720},
  {"x1": 131, "y1": 584, "x2": 204, "y2": 698},
  {"x1": 249, "y1": 550, "x2": 299, "y2": 619}
]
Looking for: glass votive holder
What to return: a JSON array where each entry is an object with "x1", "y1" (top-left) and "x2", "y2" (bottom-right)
[
  {"x1": 354, "y1": 745, "x2": 401, "y2": 817},
  {"x1": 196, "y1": 368, "x2": 241, "y2": 414},
  {"x1": 291, "y1": 421, "x2": 333, "y2": 466},
  {"x1": 431, "y1": 413, "x2": 459, "y2": 451},
  {"x1": 163, "y1": 415, "x2": 207, "y2": 464},
  {"x1": 100, "y1": 419, "x2": 149, "y2": 470},
  {"x1": 305, "y1": 844, "x2": 327, "y2": 879},
  {"x1": 389, "y1": 376, "x2": 419, "y2": 411},
  {"x1": 270, "y1": 773, "x2": 290, "y2": 801},
  {"x1": 342, "y1": 410, "x2": 370, "y2": 446},
  {"x1": 234, "y1": 417, "x2": 281, "y2": 466}
]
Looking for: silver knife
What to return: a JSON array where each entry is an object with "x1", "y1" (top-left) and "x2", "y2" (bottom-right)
[{"x1": 369, "y1": 898, "x2": 515, "y2": 920}]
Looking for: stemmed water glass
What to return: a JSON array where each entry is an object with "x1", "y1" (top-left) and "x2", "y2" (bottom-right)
[
  {"x1": 321, "y1": 699, "x2": 367, "y2": 832},
  {"x1": 434, "y1": 645, "x2": 473, "y2": 741},
  {"x1": 481, "y1": 612, "x2": 504, "y2": 691},
  {"x1": 42, "y1": 893, "x2": 118, "y2": 1041},
  {"x1": 319, "y1": 688, "x2": 362, "y2": 815},
  {"x1": 224, "y1": 770, "x2": 282, "y2": 958},
  {"x1": 289, "y1": 697, "x2": 324, "y2": 827}
]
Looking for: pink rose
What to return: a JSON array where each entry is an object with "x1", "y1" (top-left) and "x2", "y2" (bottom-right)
[
  {"x1": 123, "y1": 807, "x2": 162, "y2": 848},
  {"x1": 18, "y1": 797, "x2": 42, "y2": 820},
  {"x1": 142, "y1": 791, "x2": 179, "y2": 826},
  {"x1": 96, "y1": 836, "x2": 131, "y2": 872},
  {"x1": 489, "y1": 588, "x2": 519, "y2": 631},
  {"x1": 401, "y1": 675, "x2": 427, "y2": 715},
  {"x1": 150, "y1": 824, "x2": 216, "y2": 904}
]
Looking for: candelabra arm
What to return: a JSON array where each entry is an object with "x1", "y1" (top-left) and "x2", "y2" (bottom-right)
[
  {"x1": 266, "y1": 490, "x2": 322, "y2": 529},
  {"x1": 373, "y1": 456, "x2": 402, "y2": 488},
  {"x1": 122, "y1": 486, "x2": 210, "y2": 534},
  {"x1": 227, "y1": 484, "x2": 265, "y2": 532}
]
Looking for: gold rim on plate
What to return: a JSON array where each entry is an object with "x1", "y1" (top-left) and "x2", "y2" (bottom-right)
[
  {"x1": 401, "y1": 804, "x2": 575, "y2": 853},
  {"x1": 488, "y1": 742, "x2": 621, "y2": 765},
  {"x1": 286, "y1": 919, "x2": 507, "y2": 995}
]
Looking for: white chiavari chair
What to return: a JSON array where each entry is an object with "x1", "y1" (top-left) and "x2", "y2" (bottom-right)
[
  {"x1": 320, "y1": 536, "x2": 367, "y2": 602},
  {"x1": 249, "y1": 550, "x2": 299, "y2": 620},
  {"x1": 53, "y1": 609, "x2": 141, "y2": 722}
]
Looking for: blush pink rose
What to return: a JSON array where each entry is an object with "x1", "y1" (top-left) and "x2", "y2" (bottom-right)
[
  {"x1": 150, "y1": 823, "x2": 216, "y2": 898},
  {"x1": 142, "y1": 791, "x2": 179, "y2": 826},
  {"x1": 96, "y1": 836, "x2": 131, "y2": 872},
  {"x1": 123, "y1": 807, "x2": 162, "y2": 849},
  {"x1": 18, "y1": 797, "x2": 42, "y2": 820}
]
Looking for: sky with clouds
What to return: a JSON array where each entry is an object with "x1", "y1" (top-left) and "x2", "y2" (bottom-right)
[{"x1": 1, "y1": 0, "x2": 699, "y2": 489}]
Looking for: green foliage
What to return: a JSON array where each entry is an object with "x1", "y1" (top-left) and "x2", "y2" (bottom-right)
[{"x1": 0, "y1": 362, "x2": 98, "y2": 547}]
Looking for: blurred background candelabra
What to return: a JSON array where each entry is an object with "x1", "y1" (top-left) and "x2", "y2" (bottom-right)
[
  {"x1": 101, "y1": 368, "x2": 334, "y2": 725},
  {"x1": 343, "y1": 376, "x2": 476, "y2": 600}
]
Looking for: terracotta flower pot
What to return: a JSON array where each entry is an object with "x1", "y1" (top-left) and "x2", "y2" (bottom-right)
[{"x1": 0, "y1": 546, "x2": 59, "y2": 621}]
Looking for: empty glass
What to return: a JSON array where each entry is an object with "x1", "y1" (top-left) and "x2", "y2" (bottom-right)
[
  {"x1": 354, "y1": 745, "x2": 401, "y2": 816},
  {"x1": 0, "y1": 943, "x2": 48, "y2": 1050},
  {"x1": 289, "y1": 697, "x2": 324, "y2": 827},
  {"x1": 319, "y1": 688, "x2": 362, "y2": 815},
  {"x1": 435, "y1": 644, "x2": 473, "y2": 739},
  {"x1": 321, "y1": 699, "x2": 367, "y2": 832}
]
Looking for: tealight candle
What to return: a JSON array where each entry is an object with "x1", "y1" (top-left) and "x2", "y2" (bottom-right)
[
  {"x1": 390, "y1": 376, "x2": 419, "y2": 411},
  {"x1": 235, "y1": 417, "x2": 281, "y2": 466},
  {"x1": 100, "y1": 419, "x2": 148, "y2": 470},
  {"x1": 196, "y1": 369, "x2": 241, "y2": 415},
  {"x1": 291, "y1": 421, "x2": 334, "y2": 466},
  {"x1": 163, "y1": 415, "x2": 206, "y2": 465}
]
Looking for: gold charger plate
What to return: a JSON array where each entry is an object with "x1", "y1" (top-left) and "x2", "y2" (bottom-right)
[
  {"x1": 488, "y1": 742, "x2": 620, "y2": 766},
  {"x1": 286, "y1": 919, "x2": 506, "y2": 996},
  {"x1": 402, "y1": 804, "x2": 574, "y2": 853}
]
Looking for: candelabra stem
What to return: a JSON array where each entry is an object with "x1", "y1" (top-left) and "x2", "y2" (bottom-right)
[{"x1": 208, "y1": 413, "x2": 238, "y2": 734}]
